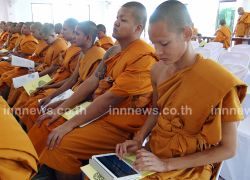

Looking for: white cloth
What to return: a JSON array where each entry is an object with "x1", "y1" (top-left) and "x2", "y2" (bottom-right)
[{"x1": 220, "y1": 116, "x2": 250, "y2": 180}]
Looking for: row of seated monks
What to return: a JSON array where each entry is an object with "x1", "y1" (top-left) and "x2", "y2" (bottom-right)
[
  {"x1": 191, "y1": 7, "x2": 250, "y2": 49},
  {"x1": 0, "y1": 1, "x2": 248, "y2": 180}
]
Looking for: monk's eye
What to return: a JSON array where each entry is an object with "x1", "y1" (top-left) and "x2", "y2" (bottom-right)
[{"x1": 161, "y1": 42, "x2": 169, "y2": 46}]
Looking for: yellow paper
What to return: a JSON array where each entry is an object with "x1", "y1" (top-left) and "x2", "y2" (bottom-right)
[
  {"x1": 81, "y1": 154, "x2": 155, "y2": 180},
  {"x1": 81, "y1": 164, "x2": 105, "y2": 180},
  {"x1": 0, "y1": 48, "x2": 8, "y2": 54},
  {"x1": 61, "y1": 101, "x2": 91, "y2": 120},
  {"x1": 23, "y1": 74, "x2": 52, "y2": 96},
  {"x1": 123, "y1": 154, "x2": 155, "y2": 179}
]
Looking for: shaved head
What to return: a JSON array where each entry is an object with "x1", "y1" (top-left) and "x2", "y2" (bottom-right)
[
  {"x1": 122, "y1": 1, "x2": 147, "y2": 29},
  {"x1": 238, "y1": 7, "x2": 244, "y2": 15},
  {"x1": 149, "y1": 0, "x2": 192, "y2": 33}
]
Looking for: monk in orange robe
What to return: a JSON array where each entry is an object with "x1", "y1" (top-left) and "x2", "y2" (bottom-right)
[
  {"x1": 6, "y1": 23, "x2": 20, "y2": 51},
  {"x1": 0, "y1": 22, "x2": 38, "y2": 99},
  {"x1": 116, "y1": 1, "x2": 247, "y2": 179},
  {"x1": 214, "y1": 19, "x2": 232, "y2": 49},
  {"x1": 0, "y1": 22, "x2": 9, "y2": 46},
  {"x1": 35, "y1": 3, "x2": 157, "y2": 179},
  {"x1": 95, "y1": 24, "x2": 114, "y2": 50},
  {"x1": 11, "y1": 23, "x2": 68, "y2": 110},
  {"x1": 26, "y1": 21, "x2": 106, "y2": 151},
  {"x1": 0, "y1": 97, "x2": 38, "y2": 179},
  {"x1": 7, "y1": 22, "x2": 49, "y2": 106},
  {"x1": 12, "y1": 22, "x2": 38, "y2": 57},
  {"x1": 15, "y1": 18, "x2": 82, "y2": 129},
  {"x1": 234, "y1": 7, "x2": 250, "y2": 44}
]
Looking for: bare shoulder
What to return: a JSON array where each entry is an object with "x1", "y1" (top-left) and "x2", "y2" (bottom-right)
[{"x1": 151, "y1": 61, "x2": 174, "y2": 86}]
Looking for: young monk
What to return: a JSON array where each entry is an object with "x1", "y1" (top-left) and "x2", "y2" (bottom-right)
[
  {"x1": 11, "y1": 23, "x2": 68, "y2": 110},
  {"x1": 16, "y1": 18, "x2": 82, "y2": 129},
  {"x1": 116, "y1": 1, "x2": 247, "y2": 179},
  {"x1": 27, "y1": 21, "x2": 105, "y2": 152},
  {"x1": 95, "y1": 24, "x2": 114, "y2": 50},
  {"x1": 0, "y1": 21, "x2": 9, "y2": 46},
  {"x1": 213, "y1": 19, "x2": 231, "y2": 49},
  {"x1": 12, "y1": 22, "x2": 38, "y2": 57},
  {"x1": 34, "y1": 2, "x2": 157, "y2": 179},
  {"x1": 0, "y1": 97, "x2": 38, "y2": 179},
  {"x1": 6, "y1": 23, "x2": 19, "y2": 51}
]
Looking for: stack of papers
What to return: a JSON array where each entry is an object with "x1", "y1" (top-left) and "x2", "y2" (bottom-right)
[{"x1": 0, "y1": 49, "x2": 8, "y2": 54}]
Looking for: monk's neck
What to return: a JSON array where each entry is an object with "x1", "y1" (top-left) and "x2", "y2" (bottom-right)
[
  {"x1": 118, "y1": 37, "x2": 138, "y2": 51},
  {"x1": 81, "y1": 44, "x2": 92, "y2": 53},
  {"x1": 174, "y1": 43, "x2": 197, "y2": 72}
]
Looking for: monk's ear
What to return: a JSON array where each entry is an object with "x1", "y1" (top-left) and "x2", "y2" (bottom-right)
[
  {"x1": 135, "y1": 24, "x2": 143, "y2": 34},
  {"x1": 183, "y1": 26, "x2": 192, "y2": 41}
]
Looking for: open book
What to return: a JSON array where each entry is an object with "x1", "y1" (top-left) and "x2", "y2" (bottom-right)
[
  {"x1": 81, "y1": 154, "x2": 154, "y2": 180},
  {"x1": 11, "y1": 55, "x2": 35, "y2": 68},
  {"x1": 12, "y1": 72, "x2": 39, "y2": 88},
  {"x1": 40, "y1": 89, "x2": 74, "y2": 113},
  {"x1": 23, "y1": 74, "x2": 52, "y2": 95}
]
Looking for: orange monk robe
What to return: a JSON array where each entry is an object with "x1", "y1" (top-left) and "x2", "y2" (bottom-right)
[
  {"x1": 235, "y1": 12, "x2": 250, "y2": 37},
  {"x1": 143, "y1": 54, "x2": 247, "y2": 180},
  {"x1": 6, "y1": 40, "x2": 50, "y2": 106},
  {"x1": 16, "y1": 45, "x2": 82, "y2": 129},
  {"x1": 0, "y1": 97, "x2": 38, "y2": 179},
  {"x1": 0, "y1": 31, "x2": 9, "y2": 46},
  {"x1": 35, "y1": 38, "x2": 68, "y2": 72},
  {"x1": 27, "y1": 45, "x2": 105, "y2": 154},
  {"x1": 7, "y1": 33, "x2": 20, "y2": 51},
  {"x1": 29, "y1": 39, "x2": 49, "y2": 63},
  {"x1": 10, "y1": 38, "x2": 68, "y2": 110},
  {"x1": 214, "y1": 25, "x2": 232, "y2": 49},
  {"x1": 95, "y1": 36, "x2": 114, "y2": 50},
  {"x1": 38, "y1": 40, "x2": 157, "y2": 174},
  {"x1": 0, "y1": 35, "x2": 24, "y2": 76}
]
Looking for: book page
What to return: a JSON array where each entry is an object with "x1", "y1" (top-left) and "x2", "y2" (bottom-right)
[
  {"x1": 11, "y1": 55, "x2": 35, "y2": 68},
  {"x1": 40, "y1": 89, "x2": 74, "y2": 113},
  {"x1": 13, "y1": 72, "x2": 39, "y2": 88},
  {"x1": 23, "y1": 74, "x2": 52, "y2": 95}
]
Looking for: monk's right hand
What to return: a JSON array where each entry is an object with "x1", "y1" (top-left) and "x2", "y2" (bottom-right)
[
  {"x1": 39, "y1": 96, "x2": 52, "y2": 107},
  {"x1": 36, "y1": 108, "x2": 60, "y2": 127},
  {"x1": 116, "y1": 140, "x2": 141, "y2": 159}
]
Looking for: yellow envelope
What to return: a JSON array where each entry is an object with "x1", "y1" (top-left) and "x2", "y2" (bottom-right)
[
  {"x1": 23, "y1": 74, "x2": 52, "y2": 96},
  {"x1": 61, "y1": 101, "x2": 91, "y2": 120}
]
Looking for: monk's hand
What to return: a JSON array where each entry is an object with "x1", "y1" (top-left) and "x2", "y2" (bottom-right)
[
  {"x1": 36, "y1": 112, "x2": 53, "y2": 127},
  {"x1": 39, "y1": 96, "x2": 52, "y2": 108},
  {"x1": 47, "y1": 124, "x2": 73, "y2": 150},
  {"x1": 116, "y1": 140, "x2": 142, "y2": 159},
  {"x1": 134, "y1": 149, "x2": 168, "y2": 172}
]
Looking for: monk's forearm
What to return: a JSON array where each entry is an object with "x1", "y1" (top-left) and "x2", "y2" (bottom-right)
[
  {"x1": 49, "y1": 79, "x2": 68, "y2": 88},
  {"x1": 164, "y1": 143, "x2": 235, "y2": 172},
  {"x1": 39, "y1": 64, "x2": 58, "y2": 77},
  {"x1": 56, "y1": 76, "x2": 99, "y2": 111},
  {"x1": 134, "y1": 114, "x2": 158, "y2": 143},
  {"x1": 49, "y1": 77, "x2": 77, "y2": 100},
  {"x1": 66, "y1": 92, "x2": 126, "y2": 128}
]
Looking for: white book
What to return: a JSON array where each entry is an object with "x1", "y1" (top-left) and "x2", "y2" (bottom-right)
[
  {"x1": 12, "y1": 72, "x2": 39, "y2": 88},
  {"x1": 40, "y1": 89, "x2": 74, "y2": 112},
  {"x1": 11, "y1": 55, "x2": 35, "y2": 68}
]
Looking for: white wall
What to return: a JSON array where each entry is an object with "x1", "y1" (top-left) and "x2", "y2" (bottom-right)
[
  {"x1": 2, "y1": 0, "x2": 250, "y2": 37},
  {"x1": 0, "y1": 0, "x2": 10, "y2": 21}
]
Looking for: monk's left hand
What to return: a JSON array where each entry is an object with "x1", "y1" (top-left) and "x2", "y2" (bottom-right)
[
  {"x1": 46, "y1": 124, "x2": 73, "y2": 150},
  {"x1": 134, "y1": 149, "x2": 168, "y2": 172}
]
